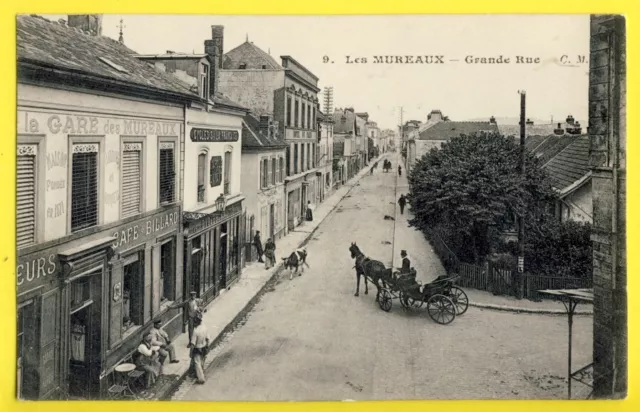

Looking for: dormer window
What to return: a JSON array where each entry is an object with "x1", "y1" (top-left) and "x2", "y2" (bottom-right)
[
  {"x1": 261, "y1": 65, "x2": 267, "y2": 69},
  {"x1": 239, "y1": 63, "x2": 247, "y2": 69},
  {"x1": 200, "y1": 63, "x2": 209, "y2": 100}
]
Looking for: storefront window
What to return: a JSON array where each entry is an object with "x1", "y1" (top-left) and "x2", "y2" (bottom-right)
[
  {"x1": 191, "y1": 236, "x2": 203, "y2": 296},
  {"x1": 122, "y1": 253, "x2": 144, "y2": 334},
  {"x1": 160, "y1": 239, "x2": 175, "y2": 306}
]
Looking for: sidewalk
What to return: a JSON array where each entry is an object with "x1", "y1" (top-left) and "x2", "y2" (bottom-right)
[
  {"x1": 390, "y1": 153, "x2": 593, "y2": 316},
  {"x1": 154, "y1": 156, "x2": 387, "y2": 400}
]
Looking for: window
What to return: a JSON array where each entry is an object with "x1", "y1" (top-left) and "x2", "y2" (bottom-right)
[
  {"x1": 159, "y1": 142, "x2": 175, "y2": 204},
  {"x1": 121, "y1": 143, "x2": 142, "y2": 218},
  {"x1": 239, "y1": 63, "x2": 247, "y2": 69},
  {"x1": 307, "y1": 106, "x2": 311, "y2": 129},
  {"x1": 197, "y1": 153, "x2": 206, "y2": 203},
  {"x1": 312, "y1": 107, "x2": 316, "y2": 126},
  {"x1": 286, "y1": 146, "x2": 291, "y2": 176},
  {"x1": 307, "y1": 143, "x2": 311, "y2": 170},
  {"x1": 261, "y1": 65, "x2": 267, "y2": 69},
  {"x1": 122, "y1": 252, "x2": 144, "y2": 333},
  {"x1": 261, "y1": 158, "x2": 268, "y2": 188},
  {"x1": 271, "y1": 158, "x2": 277, "y2": 185},
  {"x1": 294, "y1": 100, "x2": 299, "y2": 128},
  {"x1": 312, "y1": 144, "x2": 315, "y2": 168},
  {"x1": 279, "y1": 157, "x2": 284, "y2": 182},
  {"x1": 301, "y1": 144, "x2": 305, "y2": 172},
  {"x1": 71, "y1": 144, "x2": 98, "y2": 232},
  {"x1": 287, "y1": 97, "x2": 292, "y2": 127},
  {"x1": 224, "y1": 150, "x2": 232, "y2": 195},
  {"x1": 302, "y1": 103, "x2": 306, "y2": 129},
  {"x1": 160, "y1": 240, "x2": 175, "y2": 304},
  {"x1": 210, "y1": 156, "x2": 222, "y2": 187},
  {"x1": 200, "y1": 63, "x2": 209, "y2": 100},
  {"x1": 17, "y1": 145, "x2": 37, "y2": 248},
  {"x1": 293, "y1": 144, "x2": 299, "y2": 174}
]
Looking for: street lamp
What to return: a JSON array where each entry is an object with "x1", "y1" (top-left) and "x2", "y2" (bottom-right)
[{"x1": 216, "y1": 193, "x2": 227, "y2": 213}]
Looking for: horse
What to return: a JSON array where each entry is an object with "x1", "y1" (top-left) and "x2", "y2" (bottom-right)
[
  {"x1": 348, "y1": 242, "x2": 393, "y2": 299},
  {"x1": 281, "y1": 248, "x2": 309, "y2": 280}
]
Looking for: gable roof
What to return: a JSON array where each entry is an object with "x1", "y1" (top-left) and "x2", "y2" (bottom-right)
[
  {"x1": 17, "y1": 15, "x2": 199, "y2": 100},
  {"x1": 222, "y1": 41, "x2": 283, "y2": 70},
  {"x1": 241, "y1": 113, "x2": 288, "y2": 150},
  {"x1": 418, "y1": 121, "x2": 499, "y2": 141},
  {"x1": 542, "y1": 136, "x2": 590, "y2": 191}
]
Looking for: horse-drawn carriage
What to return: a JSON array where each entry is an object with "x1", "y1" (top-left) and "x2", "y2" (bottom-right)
[
  {"x1": 349, "y1": 242, "x2": 469, "y2": 325},
  {"x1": 378, "y1": 271, "x2": 469, "y2": 325}
]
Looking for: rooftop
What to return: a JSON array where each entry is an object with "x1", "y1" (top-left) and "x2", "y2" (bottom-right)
[
  {"x1": 540, "y1": 135, "x2": 590, "y2": 190},
  {"x1": 418, "y1": 121, "x2": 499, "y2": 141},
  {"x1": 241, "y1": 113, "x2": 288, "y2": 150},
  {"x1": 223, "y1": 41, "x2": 282, "y2": 70},
  {"x1": 332, "y1": 109, "x2": 357, "y2": 134},
  {"x1": 17, "y1": 15, "x2": 198, "y2": 100}
]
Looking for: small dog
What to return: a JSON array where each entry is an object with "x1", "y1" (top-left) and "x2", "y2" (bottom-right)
[{"x1": 281, "y1": 248, "x2": 310, "y2": 280}]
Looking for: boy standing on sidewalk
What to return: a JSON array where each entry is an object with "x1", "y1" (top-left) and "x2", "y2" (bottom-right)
[{"x1": 264, "y1": 237, "x2": 276, "y2": 269}]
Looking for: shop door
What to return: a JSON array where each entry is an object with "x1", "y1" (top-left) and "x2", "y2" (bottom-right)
[
  {"x1": 269, "y1": 204, "x2": 275, "y2": 240},
  {"x1": 219, "y1": 223, "x2": 228, "y2": 289},
  {"x1": 67, "y1": 273, "x2": 102, "y2": 398}
]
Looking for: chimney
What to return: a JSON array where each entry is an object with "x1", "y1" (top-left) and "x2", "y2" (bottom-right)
[
  {"x1": 211, "y1": 25, "x2": 224, "y2": 70},
  {"x1": 526, "y1": 118, "x2": 534, "y2": 125},
  {"x1": 489, "y1": 116, "x2": 496, "y2": 124},
  {"x1": 554, "y1": 122, "x2": 565, "y2": 135},
  {"x1": 566, "y1": 115, "x2": 575, "y2": 125},
  {"x1": 204, "y1": 39, "x2": 219, "y2": 97},
  {"x1": 166, "y1": 50, "x2": 175, "y2": 54},
  {"x1": 259, "y1": 115, "x2": 271, "y2": 137},
  {"x1": 67, "y1": 15, "x2": 102, "y2": 36}
]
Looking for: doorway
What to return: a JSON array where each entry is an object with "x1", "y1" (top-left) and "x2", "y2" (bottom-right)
[
  {"x1": 300, "y1": 186, "x2": 307, "y2": 226},
  {"x1": 269, "y1": 204, "x2": 275, "y2": 240},
  {"x1": 67, "y1": 274, "x2": 101, "y2": 398},
  {"x1": 219, "y1": 223, "x2": 228, "y2": 289}
]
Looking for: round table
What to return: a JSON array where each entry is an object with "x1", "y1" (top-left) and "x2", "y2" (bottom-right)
[{"x1": 115, "y1": 363, "x2": 136, "y2": 373}]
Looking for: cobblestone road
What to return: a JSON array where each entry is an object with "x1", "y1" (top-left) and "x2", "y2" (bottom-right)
[{"x1": 175, "y1": 162, "x2": 593, "y2": 401}]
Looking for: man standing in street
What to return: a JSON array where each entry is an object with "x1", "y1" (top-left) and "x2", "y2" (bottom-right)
[
  {"x1": 264, "y1": 237, "x2": 276, "y2": 269},
  {"x1": 254, "y1": 231, "x2": 264, "y2": 263},
  {"x1": 398, "y1": 194, "x2": 407, "y2": 215},
  {"x1": 398, "y1": 164, "x2": 402, "y2": 176},
  {"x1": 187, "y1": 291, "x2": 202, "y2": 346},
  {"x1": 149, "y1": 320, "x2": 179, "y2": 365},
  {"x1": 188, "y1": 315, "x2": 210, "y2": 385}
]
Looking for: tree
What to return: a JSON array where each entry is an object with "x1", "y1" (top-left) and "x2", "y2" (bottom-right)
[{"x1": 408, "y1": 132, "x2": 556, "y2": 263}]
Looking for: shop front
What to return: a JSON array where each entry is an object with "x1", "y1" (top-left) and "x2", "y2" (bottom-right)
[
  {"x1": 16, "y1": 205, "x2": 183, "y2": 399},
  {"x1": 183, "y1": 199, "x2": 245, "y2": 306}
]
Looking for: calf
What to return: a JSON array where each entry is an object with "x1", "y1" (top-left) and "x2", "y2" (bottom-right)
[{"x1": 281, "y1": 248, "x2": 310, "y2": 280}]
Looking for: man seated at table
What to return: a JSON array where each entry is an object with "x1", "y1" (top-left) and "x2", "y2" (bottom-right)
[
  {"x1": 149, "y1": 320, "x2": 179, "y2": 365},
  {"x1": 133, "y1": 334, "x2": 163, "y2": 389}
]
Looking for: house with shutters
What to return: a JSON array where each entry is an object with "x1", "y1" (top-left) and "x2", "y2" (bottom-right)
[
  {"x1": 16, "y1": 14, "x2": 202, "y2": 400},
  {"x1": 240, "y1": 113, "x2": 288, "y2": 262},
  {"x1": 137, "y1": 27, "x2": 249, "y2": 307}
]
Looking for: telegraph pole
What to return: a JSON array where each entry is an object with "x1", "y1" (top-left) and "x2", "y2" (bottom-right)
[{"x1": 517, "y1": 91, "x2": 526, "y2": 294}]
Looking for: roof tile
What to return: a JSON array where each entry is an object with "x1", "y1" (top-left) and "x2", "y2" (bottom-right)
[{"x1": 418, "y1": 121, "x2": 499, "y2": 140}]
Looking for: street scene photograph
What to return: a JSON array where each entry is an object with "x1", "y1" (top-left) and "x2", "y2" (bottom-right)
[{"x1": 14, "y1": 14, "x2": 626, "y2": 401}]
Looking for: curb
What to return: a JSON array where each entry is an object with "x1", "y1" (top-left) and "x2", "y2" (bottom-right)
[
  {"x1": 159, "y1": 163, "x2": 373, "y2": 400},
  {"x1": 469, "y1": 301, "x2": 593, "y2": 316}
]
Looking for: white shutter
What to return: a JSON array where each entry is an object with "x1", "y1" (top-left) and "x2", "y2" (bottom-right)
[
  {"x1": 121, "y1": 143, "x2": 142, "y2": 218},
  {"x1": 17, "y1": 145, "x2": 37, "y2": 248},
  {"x1": 267, "y1": 158, "x2": 273, "y2": 186}
]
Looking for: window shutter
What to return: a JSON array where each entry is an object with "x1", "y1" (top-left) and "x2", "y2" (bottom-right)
[
  {"x1": 210, "y1": 156, "x2": 222, "y2": 187},
  {"x1": 71, "y1": 144, "x2": 99, "y2": 232},
  {"x1": 121, "y1": 143, "x2": 142, "y2": 218},
  {"x1": 267, "y1": 158, "x2": 272, "y2": 186},
  {"x1": 159, "y1": 143, "x2": 175, "y2": 204},
  {"x1": 17, "y1": 145, "x2": 37, "y2": 248}
]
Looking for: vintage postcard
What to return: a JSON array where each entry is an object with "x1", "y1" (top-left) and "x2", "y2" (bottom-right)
[{"x1": 14, "y1": 14, "x2": 626, "y2": 402}]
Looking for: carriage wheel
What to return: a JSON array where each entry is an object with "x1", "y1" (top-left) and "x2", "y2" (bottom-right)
[
  {"x1": 427, "y1": 294, "x2": 456, "y2": 325},
  {"x1": 378, "y1": 289, "x2": 392, "y2": 312},
  {"x1": 448, "y1": 286, "x2": 469, "y2": 315}
]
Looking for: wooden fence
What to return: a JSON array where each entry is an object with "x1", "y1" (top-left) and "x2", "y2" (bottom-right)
[{"x1": 424, "y1": 228, "x2": 592, "y2": 301}]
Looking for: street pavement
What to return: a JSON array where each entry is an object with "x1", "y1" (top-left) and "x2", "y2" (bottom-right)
[{"x1": 174, "y1": 153, "x2": 593, "y2": 401}]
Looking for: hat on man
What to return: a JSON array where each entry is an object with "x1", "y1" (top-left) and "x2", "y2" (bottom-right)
[
  {"x1": 190, "y1": 291, "x2": 197, "y2": 296},
  {"x1": 401, "y1": 250, "x2": 407, "y2": 257},
  {"x1": 153, "y1": 320, "x2": 162, "y2": 327}
]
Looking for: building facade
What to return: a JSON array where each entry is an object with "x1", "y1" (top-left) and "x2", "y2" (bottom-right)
[
  {"x1": 218, "y1": 34, "x2": 321, "y2": 233},
  {"x1": 316, "y1": 111, "x2": 334, "y2": 202},
  {"x1": 137, "y1": 41, "x2": 248, "y2": 306},
  {"x1": 241, "y1": 113, "x2": 288, "y2": 262},
  {"x1": 589, "y1": 14, "x2": 627, "y2": 399},
  {"x1": 16, "y1": 15, "x2": 200, "y2": 399}
]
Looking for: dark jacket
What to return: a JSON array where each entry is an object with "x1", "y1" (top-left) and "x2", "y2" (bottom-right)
[{"x1": 401, "y1": 256, "x2": 411, "y2": 274}]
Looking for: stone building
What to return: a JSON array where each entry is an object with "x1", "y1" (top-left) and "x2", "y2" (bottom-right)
[
  {"x1": 217, "y1": 30, "x2": 321, "y2": 232},
  {"x1": 316, "y1": 110, "x2": 334, "y2": 202},
  {"x1": 588, "y1": 14, "x2": 626, "y2": 399}
]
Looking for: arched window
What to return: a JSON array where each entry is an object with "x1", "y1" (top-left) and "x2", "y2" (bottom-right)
[{"x1": 197, "y1": 151, "x2": 207, "y2": 203}]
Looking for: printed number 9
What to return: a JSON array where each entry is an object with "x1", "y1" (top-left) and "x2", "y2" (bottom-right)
[{"x1": 323, "y1": 56, "x2": 330, "y2": 63}]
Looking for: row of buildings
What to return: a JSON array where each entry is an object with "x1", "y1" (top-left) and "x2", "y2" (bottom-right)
[
  {"x1": 400, "y1": 109, "x2": 592, "y2": 226},
  {"x1": 15, "y1": 14, "x2": 384, "y2": 399}
]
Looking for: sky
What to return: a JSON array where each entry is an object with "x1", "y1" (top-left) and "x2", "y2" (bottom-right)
[{"x1": 44, "y1": 14, "x2": 591, "y2": 130}]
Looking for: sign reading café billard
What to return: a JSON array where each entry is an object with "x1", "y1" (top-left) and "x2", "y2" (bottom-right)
[
  {"x1": 190, "y1": 128, "x2": 239, "y2": 142},
  {"x1": 17, "y1": 207, "x2": 180, "y2": 294}
]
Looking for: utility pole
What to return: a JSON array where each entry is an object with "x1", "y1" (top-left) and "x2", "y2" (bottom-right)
[{"x1": 517, "y1": 91, "x2": 526, "y2": 297}]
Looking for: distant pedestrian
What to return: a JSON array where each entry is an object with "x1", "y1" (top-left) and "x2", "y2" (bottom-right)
[
  {"x1": 264, "y1": 237, "x2": 276, "y2": 270},
  {"x1": 188, "y1": 315, "x2": 210, "y2": 385},
  {"x1": 305, "y1": 200, "x2": 314, "y2": 221},
  {"x1": 398, "y1": 194, "x2": 406, "y2": 214},
  {"x1": 398, "y1": 165, "x2": 402, "y2": 176},
  {"x1": 254, "y1": 231, "x2": 264, "y2": 263}
]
